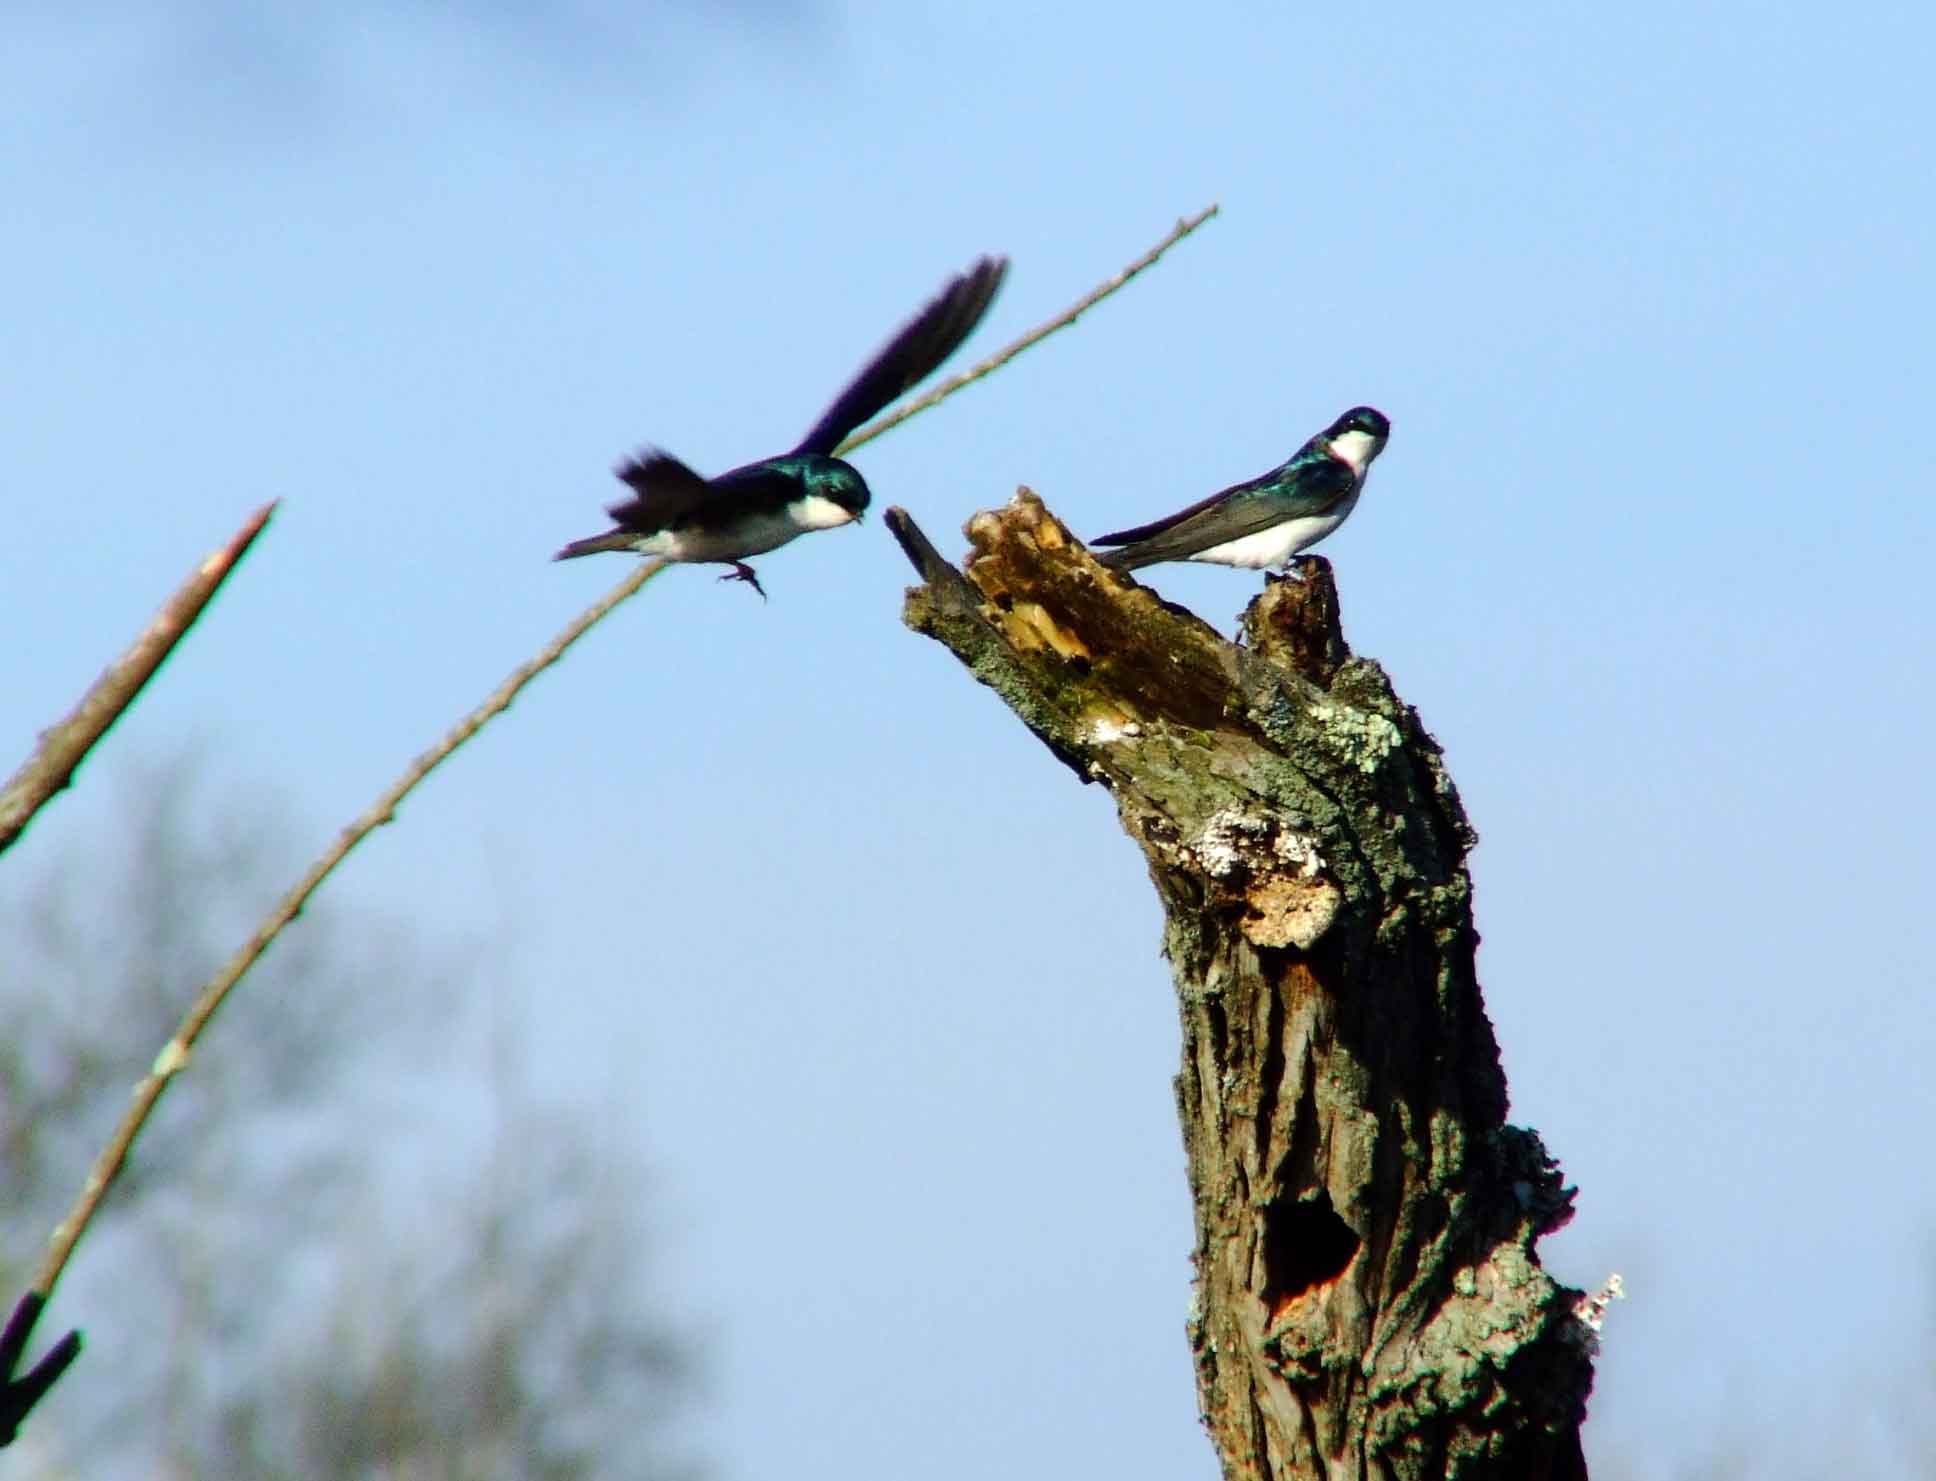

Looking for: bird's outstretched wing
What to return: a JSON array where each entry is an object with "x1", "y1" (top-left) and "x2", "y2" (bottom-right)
[
  {"x1": 605, "y1": 449, "x2": 716, "y2": 533},
  {"x1": 1093, "y1": 459, "x2": 1355, "y2": 568},
  {"x1": 793, "y1": 256, "x2": 1008, "y2": 457}
]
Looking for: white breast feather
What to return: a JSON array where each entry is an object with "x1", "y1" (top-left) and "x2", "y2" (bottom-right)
[{"x1": 650, "y1": 494, "x2": 857, "y2": 564}]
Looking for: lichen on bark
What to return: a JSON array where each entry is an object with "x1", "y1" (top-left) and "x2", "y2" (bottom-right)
[{"x1": 888, "y1": 490, "x2": 1596, "y2": 1480}]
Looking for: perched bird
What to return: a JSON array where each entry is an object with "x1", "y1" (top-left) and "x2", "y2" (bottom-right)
[
  {"x1": 1092, "y1": 406, "x2": 1391, "y2": 575},
  {"x1": 555, "y1": 257, "x2": 1008, "y2": 597}
]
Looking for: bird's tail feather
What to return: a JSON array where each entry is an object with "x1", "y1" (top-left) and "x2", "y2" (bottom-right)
[{"x1": 553, "y1": 530, "x2": 641, "y2": 561}]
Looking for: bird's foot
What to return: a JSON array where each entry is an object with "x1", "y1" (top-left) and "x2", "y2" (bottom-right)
[{"x1": 719, "y1": 562, "x2": 768, "y2": 600}]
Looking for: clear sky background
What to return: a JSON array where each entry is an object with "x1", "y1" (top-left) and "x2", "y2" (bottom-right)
[{"x1": 6, "y1": 2, "x2": 1934, "y2": 1476}]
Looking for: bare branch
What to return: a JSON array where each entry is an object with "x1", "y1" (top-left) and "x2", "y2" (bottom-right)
[
  {"x1": 27, "y1": 558, "x2": 668, "y2": 1303},
  {"x1": 0, "y1": 502, "x2": 278, "y2": 858},
  {"x1": 839, "y1": 204, "x2": 1220, "y2": 456},
  {"x1": 24, "y1": 200, "x2": 1221, "y2": 1337}
]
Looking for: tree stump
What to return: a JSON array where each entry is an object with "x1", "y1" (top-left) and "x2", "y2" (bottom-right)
[{"x1": 886, "y1": 490, "x2": 1594, "y2": 1481}]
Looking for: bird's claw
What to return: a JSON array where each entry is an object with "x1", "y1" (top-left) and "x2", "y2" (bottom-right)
[{"x1": 720, "y1": 562, "x2": 768, "y2": 601}]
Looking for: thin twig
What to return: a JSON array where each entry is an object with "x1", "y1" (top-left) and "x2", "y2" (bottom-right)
[
  {"x1": 838, "y1": 204, "x2": 1220, "y2": 456},
  {"x1": 28, "y1": 200, "x2": 1222, "y2": 1310},
  {"x1": 30, "y1": 560, "x2": 666, "y2": 1300},
  {"x1": 0, "y1": 502, "x2": 278, "y2": 858}
]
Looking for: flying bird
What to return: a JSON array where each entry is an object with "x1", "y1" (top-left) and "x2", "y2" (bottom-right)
[
  {"x1": 555, "y1": 257, "x2": 1009, "y2": 598},
  {"x1": 1092, "y1": 406, "x2": 1390, "y2": 575}
]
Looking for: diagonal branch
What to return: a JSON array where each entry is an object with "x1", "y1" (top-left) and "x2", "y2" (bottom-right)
[
  {"x1": 840, "y1": 204, "x2": 1219, "y2": 456},
  {"x1": 0, "y1": 501, "x2": 278, "y2": 857},
  {"x1": 25, "y1": 555, "x2": 669, "y2": 1307},
  {"x1": 22, "y1": 204, "x2": 1222, "y2": 1341}
]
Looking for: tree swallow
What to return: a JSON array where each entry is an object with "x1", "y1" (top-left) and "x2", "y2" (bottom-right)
[
  {"x1": 1092, "y1": 406, "x2": 1390, "y2": 574},
  {"x1": 555, "y1": 257, "x2": 1008, "y2": 598}
]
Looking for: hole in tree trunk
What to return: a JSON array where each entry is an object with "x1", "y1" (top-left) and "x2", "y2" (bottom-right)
[{"x1": 1261, "y1": 1189, "x2": 1360, "y2": 1308}]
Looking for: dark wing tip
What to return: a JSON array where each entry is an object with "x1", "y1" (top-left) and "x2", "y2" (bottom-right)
[
  {"x1": 1089, "y1": 522, "x2": 1150, "y2": 568},
  {"x1": 928, "y1": 254, "x2": 1009, "y2": 365},
  {"x1": 1091, "y1": 510, "x2": 1182, "y2": 547},
  {"x1": 793, "y1": 253, "x2": 1010, "y2": 455},
  {"x1": 953, "y1": 254, "x2": 1009, "y2": 328}
]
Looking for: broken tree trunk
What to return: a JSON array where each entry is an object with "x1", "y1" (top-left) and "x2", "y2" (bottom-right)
[{"x1": 886, "y1": 491, "x2": 1594, "y2": 1481}]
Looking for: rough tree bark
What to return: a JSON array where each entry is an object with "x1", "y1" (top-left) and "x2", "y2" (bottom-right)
[{"x1": 886, "y1": 491, "x2": 1595, "y2": 1481}]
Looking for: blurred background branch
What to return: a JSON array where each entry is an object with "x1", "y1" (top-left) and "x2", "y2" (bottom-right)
[{"x1": 2, "y1": 757, "x2": 700, "y2": 1476}]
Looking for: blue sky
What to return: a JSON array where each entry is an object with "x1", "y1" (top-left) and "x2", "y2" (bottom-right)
[{"x1": 6, "y1": 2, "x2": 1935, "y2": 1475}]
